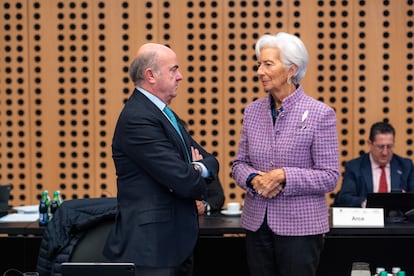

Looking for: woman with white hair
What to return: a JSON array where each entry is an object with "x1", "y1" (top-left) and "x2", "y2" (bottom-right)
[{"x1": 232, "y1": 32, "x2": 340, "y2": 276}]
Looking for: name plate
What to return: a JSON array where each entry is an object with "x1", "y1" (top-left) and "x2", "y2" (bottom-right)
[{"x1": 332, "y1": 207, "x2": 384, "y2": 228}]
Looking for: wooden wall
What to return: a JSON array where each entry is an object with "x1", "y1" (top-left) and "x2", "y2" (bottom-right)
[{"x1": 1, "y1": 0, "x2": 413, "y2": 206}]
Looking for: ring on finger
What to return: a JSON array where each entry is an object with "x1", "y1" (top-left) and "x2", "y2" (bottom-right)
[{"x1": 258, "y1": 189, "x2": 263, "y2": 195}]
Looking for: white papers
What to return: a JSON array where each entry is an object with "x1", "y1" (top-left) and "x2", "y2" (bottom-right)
[
  {"x1": 0, "y1": 204, "x2": 39, "y2": 222},
  {"x1": 13, "y1": 205, "x2": 39, "y2": 214},
  {"x1": 0, "y1": 213, "x2": 39, "y2": 222}
]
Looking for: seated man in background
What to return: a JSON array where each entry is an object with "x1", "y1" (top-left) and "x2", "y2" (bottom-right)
[
  {"x1": 334, "y1": 121, "x2": 414, "y2": 207},
  {"x1": 181, "y1": 120, "x2": 225, "y2": 215},
  {"x1": 195, "y1": 177, "x2": 225, "y2": 215}
]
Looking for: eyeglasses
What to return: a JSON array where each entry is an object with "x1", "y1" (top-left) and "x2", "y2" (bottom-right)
[{"x1": 372, "y1": 144, "x2": 394, "y2": 151}]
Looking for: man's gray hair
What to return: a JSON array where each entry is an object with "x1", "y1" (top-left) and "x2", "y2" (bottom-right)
[{"x1": 129, "y1": 50, "x2": 160, "y2": 85}]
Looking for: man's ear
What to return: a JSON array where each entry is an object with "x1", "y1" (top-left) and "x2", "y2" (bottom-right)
[{"x1": 145, "y1": 68, "x2": 156, "y2": 83}]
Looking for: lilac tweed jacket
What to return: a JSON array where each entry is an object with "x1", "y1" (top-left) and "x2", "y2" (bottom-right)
[{"x1": 232, "y1": 86, "x2": 340, "y2": 236}]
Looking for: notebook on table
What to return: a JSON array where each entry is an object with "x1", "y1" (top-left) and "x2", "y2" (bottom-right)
[{"x1": 61, "y1": 262, "x2": 136, "y2": 276}]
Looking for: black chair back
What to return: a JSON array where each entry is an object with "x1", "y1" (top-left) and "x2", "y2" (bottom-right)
[{"x1": 70, "y1": 219, "x2": 114, "y2": 262}]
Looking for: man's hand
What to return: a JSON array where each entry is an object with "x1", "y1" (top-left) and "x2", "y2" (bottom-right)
[
  {"x1": 191, "y1": 146, "x2": 203, "y2": 161},
  {"x1": 196, "y1": 200, "x2": 206, "y2": 215}
]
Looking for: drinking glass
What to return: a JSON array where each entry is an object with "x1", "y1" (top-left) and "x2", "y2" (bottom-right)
[{"x1": 351, "y1": 262, "x2": 371, "y2": 276}]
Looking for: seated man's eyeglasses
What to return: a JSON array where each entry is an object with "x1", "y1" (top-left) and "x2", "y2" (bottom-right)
[{"x1": 373, "y1": 144, "x2": 394, "y2": 151}]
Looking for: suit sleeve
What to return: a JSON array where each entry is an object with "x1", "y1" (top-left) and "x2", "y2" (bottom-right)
[
  {"x1": 205, "y1": 177, "x2": 225, "y2": 212},
  {"x1": 334, "y1": 162, "x2": 366, "y2": 207}
]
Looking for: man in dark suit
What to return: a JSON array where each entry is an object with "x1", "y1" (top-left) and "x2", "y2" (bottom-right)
[
  {"x1": 103, "y1": 43, "x2": 219, "y2": 276},
  {"x1": 335, "y1": 121, "x2": 414, "y2": 207}
]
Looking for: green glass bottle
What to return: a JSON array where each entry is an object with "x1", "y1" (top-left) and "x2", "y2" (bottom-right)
[
  {"x1": 38, "y1": 191, "x2": 49, "y2": 226},
  {"x1": 50, "y1": 191, "x2": 61, "y2": 219}
]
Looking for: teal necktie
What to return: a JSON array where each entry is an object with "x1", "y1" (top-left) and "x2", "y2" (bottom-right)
[{"x1": 164, "y1": 106, "x2": 191, "y2": 162}]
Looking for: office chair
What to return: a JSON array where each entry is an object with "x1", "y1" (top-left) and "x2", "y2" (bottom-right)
[
  {"x1": 69, "y1": 218, "x2": 114, "y2": 262},
  {"x1": 37, "y1": 197, "x2": 118, "y2": 276},
  {"x1": 63, "y1": 217, "x2": 137, "y2": 276}
]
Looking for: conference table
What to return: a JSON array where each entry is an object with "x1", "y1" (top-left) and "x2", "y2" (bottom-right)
[
  {"x1": 1, "y1": 212, "x2": 414, "y2": 276},
  {"x1": 196, "y1": 214, "x2": 414, "y2": 276}
]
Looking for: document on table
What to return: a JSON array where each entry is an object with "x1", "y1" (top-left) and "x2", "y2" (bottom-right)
[
  {"x1": 13, "y1": 205, "x2": 39, "y2": 214},
  {"x1": 0, "y1": 213, "x2": 39, "y2": 222},
  {"x1": 0, "y1": 205, "x2": 39, "y2": 222}
]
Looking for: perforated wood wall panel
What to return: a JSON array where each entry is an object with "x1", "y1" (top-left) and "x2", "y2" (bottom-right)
[{"x1": 1, "y1": 0, "x2": 413, "y2": 207}]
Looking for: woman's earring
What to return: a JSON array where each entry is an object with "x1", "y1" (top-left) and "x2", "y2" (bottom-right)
[{"x1": 287, "y1": 77, "x2": 292, "y2": 85}]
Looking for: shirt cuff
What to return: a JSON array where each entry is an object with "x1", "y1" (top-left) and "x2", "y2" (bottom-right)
[
  {"x1": 246, "y1": 173, "x2": 259, "y2": 193},
  {"x1": 192, "y1": 161, "x2": 210, "y2": 178}
]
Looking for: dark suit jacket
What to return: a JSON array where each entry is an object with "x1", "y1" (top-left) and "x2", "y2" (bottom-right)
[
  {"x1": 204, "y1": 176, "x2": 225, "y2": 213},
  {"x1": 334, "y1": 153, "x2": 414, "y2": 207},
  {"x1": 103, "y1": 89, "x2": 219, "y2": 267}
]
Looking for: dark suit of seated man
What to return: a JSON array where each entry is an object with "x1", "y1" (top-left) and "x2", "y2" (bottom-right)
[
  {"x1": 180, "y1": 120, "x2": 225, "y2": 216},
  {"x1": 334, "y1": 121, "x2": 414, "y2": 207}
]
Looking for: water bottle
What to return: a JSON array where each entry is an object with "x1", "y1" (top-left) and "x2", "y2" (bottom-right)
[
  {"x1": 50, "y1": 191, "x2": 61, "y2": 220},
  {"x1": 57, "y1": 190, "x2": 63, "y2": 204},
  {"x1": 374, "y1": 267, "x2": 385, "y2": 276},
  {"x1": 44, "y1": 190, "x2": 51, "y2": 220},
  {"x1": 392, "y1": 267, "x2": 401, "y2": 276},
  {"x1": 38, "y1": 191, "x2": 49, "y2": 226}
]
